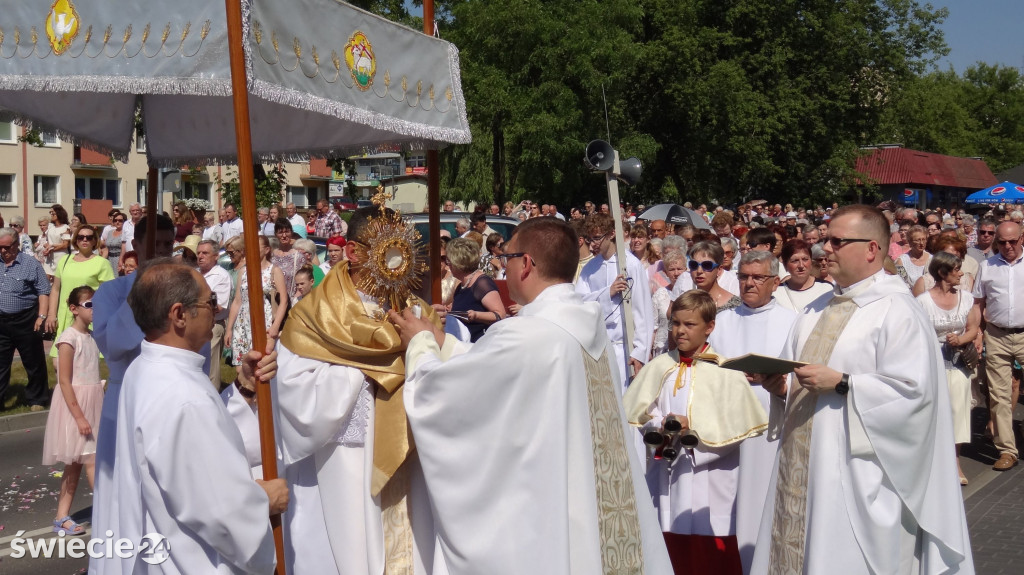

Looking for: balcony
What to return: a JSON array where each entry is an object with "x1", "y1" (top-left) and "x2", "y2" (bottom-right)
[
  {"x1": 72, "y1": 146, "x2": 115, "y2": 170},
  {"x1": 301, "y1": 158, "x2": 333, "y2": 180}
]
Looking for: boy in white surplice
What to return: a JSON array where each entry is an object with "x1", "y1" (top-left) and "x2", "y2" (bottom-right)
[{"x1": 623, "y1": 290, "x2": 767, "y2": 575}]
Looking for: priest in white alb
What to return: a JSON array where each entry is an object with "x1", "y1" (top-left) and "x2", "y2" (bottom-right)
[
  {"x1": 389, "y1": 217, "x2": 673, "y2": 575},
  {"x1": 753, "y1": 205, "x2": 973, "y2": 575},
  {"x1": 707, "y1": 250, "x2": 798, "y2": 575},
  {"x1": 108, "y1": 262, "x2": 287, "y2": 574},
  {"x1": 273, "y1": 206, "x2": 444, "y2": 575}
]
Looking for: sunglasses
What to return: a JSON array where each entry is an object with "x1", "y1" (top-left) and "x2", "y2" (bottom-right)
[
  {"x1": 76, "y1": 300, "x2": 94, "y2": 309},
  {"x1": 688, "y1": 260, "x2": 720, "y2": 272},
  {"x1": 995, "y1": 238, "x2": 1020, "y2": 246},
  {"x1": 587, "y1": 233, "x2": 612, "y2": 244},
  {"x1": 978, "y1": 231, "x2": 996, "y2": 236},
  {"x1": 76, "y1": 234, "x2": 95, "y2": 242}
]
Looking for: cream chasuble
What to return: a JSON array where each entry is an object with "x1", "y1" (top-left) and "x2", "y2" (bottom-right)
[
  {"x1": 404, "y1": 284, "x2": 672, "y2": 574},
  {"x1": 753, "y1": 272, "x2": 974, "y2": 575}
]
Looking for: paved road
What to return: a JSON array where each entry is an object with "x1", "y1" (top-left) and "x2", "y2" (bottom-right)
[
  {"x1": 2, "y1": 400, "x2": 1023, "y2": 574},
  {"x1": 0, "y1": 425, "x2": 92, "y2": 575}
]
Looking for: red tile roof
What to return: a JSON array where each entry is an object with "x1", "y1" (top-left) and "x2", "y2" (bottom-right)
[{"x1": 855, "y1": 147, "x2": 997, "y2": 189}]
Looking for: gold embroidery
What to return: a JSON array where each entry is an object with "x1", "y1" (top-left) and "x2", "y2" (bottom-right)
[
  {"x1": 583, "y1": 350, "x2": 645, "y2": 574},
  {"x1": 767, "y1": 296, "x2": 859, "y2": 574},
  {"x1": 380, "y1": 461, "x2": 414, "y2": 575}
]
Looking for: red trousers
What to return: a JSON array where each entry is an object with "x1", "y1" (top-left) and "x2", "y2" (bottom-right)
[{"x1": 663, "y1": 532, "x2": 742, "y2": 575}]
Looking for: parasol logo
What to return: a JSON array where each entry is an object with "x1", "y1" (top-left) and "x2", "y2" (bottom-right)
[
  {"x1": 1016, "y1": 186, "x2": 1024, "y2": 193},
  {"x1": 903, "y1": 188, "x2": 915, "y2": 197},
  {"x1": 345, "y1": 32, "x2": 377, "y2": 91},
  {"x1": 45, "y1": 0, "x2": 80, "y2": 55},
  {"x1": 989, "y1": 186, "x2": 1006, "y2": 196}
]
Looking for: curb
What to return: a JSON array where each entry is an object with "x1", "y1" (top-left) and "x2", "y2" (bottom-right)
[{"x1": 0, "y1": 410, "x2": 49, "y2": 433}]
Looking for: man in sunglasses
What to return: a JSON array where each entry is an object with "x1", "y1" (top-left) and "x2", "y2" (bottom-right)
[
  {"x1": 967, "y1": 218, "x2": 998, "y2": 263},
  {"x1": 388, "y1": 217, "x2": 672, "y2": 573},
  {"x1": 972, "y1": 221, "x2": 1024, "y2": 472},
  {"x1": 89, "y1": 215, "x2": 279, "y2": 574},
  {"x1": 574, "y1": 212, "x2": 654, "y2": 390},
  {"x1": 754, "y1": 205, "x2": 972, "y2": 574},
  {"x1": 108, "y1": 262, "x2": 287, "y2": 574}
]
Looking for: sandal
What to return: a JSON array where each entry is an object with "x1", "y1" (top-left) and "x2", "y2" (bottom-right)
[
  {"x1": 959, "y1": 472, "x2": 969, "y2": 486},
  {"x1": 53, "y1": 516, "x2": 86, "y2": 536}
]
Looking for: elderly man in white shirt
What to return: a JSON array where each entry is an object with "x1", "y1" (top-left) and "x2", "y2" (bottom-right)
[
  {"x1": 708, "y1": 250, "x2": 798, "y2": 574},
  {"x1": 110, "y1": 262, "x2": 288, "y2": 574},
  {"x1": 197, "y1": 239, "x2": 232, "y2": 389},
  {"x1": 972, "y1": 221, "x2": 1024, "y2": 471}
]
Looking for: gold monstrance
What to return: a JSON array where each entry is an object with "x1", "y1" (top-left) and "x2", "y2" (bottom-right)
[{"x1": 351, "y1": 186, "x2": 428, "y2": 312}]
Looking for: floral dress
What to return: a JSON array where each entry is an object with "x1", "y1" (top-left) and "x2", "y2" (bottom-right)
[{"x1": 231, "y1": 265, "x2": 274, "y2": 364}]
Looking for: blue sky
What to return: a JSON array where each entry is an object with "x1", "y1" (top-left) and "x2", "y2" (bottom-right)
[{"x1": 937, "y1": 0, "x2": 1024, "y2": 73}]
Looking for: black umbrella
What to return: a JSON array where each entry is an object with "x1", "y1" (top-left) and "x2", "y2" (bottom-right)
[{"x1": 637, "y1": 203, "x2": 711, "y2": 230}]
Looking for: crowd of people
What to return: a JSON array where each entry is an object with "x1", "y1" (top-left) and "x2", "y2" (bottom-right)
[{"x1": 3, "y1": 194, "x2": 1020, "y2": 574}]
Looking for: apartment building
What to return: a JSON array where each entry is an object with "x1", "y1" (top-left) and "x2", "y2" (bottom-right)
[{"x1": 0, "y1": 121, "x2": 332, "y2": 236}]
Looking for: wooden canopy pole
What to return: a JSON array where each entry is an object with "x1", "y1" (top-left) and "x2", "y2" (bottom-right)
[
  {"x1": 424, "y1": 0, "x2": 442, "y2": 303},
  {"x1": 224, "y1": 0, "x2": 286, "y2": 572}
]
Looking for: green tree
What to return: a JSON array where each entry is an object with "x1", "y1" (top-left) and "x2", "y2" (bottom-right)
[
  {"x1": 630, "y1": 0, "x2": 948, "y2": 206},
  {"x1": 217, "y1": 165, "x2": 288, "y2": 209},
  {"x1": 878, "y1": 63, "x2": 1024, "y2": 175},
  {"x1": 437, "y1": 0, "x2": 650, "y2": 208}
]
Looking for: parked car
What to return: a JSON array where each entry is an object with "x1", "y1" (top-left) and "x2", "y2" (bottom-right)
[
  {"x1": 331, "y1": 196, "x2": 358, "y2": 211},
  {"x1": 405, "y1": 212, "x2": 520, "y2": 242},
  {"x1": 219, "y1": 236, "x2": 328, "y2": 271}
]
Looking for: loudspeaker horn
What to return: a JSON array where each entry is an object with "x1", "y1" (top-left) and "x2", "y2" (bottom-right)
[
  {"x1": 618, "y1": 157, "x2": 642, "y2": 186},
  {"x1": 584, "y1": 139, "x2": 615, "y2": 172}
]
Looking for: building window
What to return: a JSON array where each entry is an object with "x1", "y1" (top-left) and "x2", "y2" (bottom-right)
[
  {"x1": 178, "y1": 181, "x2": 210, "y2": 201},
  {"x1": 136, "y1": 129, "x2": 146, "y2": 153},
  {"x1": 406, "y1": 154, "x2": 426, "y2": 168},
  {"x1": 136, "y1": 179, "x2": 147, "y2": 205},
  {"x1": 288, "y1": 185, "x2": 320, "y2": 208},
  {"x1": 0, "y1": 122, "x2": 16, "y2": 145},
  {"x1": 34, "y1": 175, "x2": 59, "y2": 205},
  {"x1": 0, "y1": 174, "x2": 15, "y2": 204},
  {"x1": 40, "y1": 132, "x2": 60, "y2": 148},
  {"x1": 74, "y1": 177, "x2": 120, "y2": 206}
]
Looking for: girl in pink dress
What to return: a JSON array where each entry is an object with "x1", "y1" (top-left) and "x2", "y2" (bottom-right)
[{"x1": 42, "y1": 285, "x2": 103, "y2": 536}]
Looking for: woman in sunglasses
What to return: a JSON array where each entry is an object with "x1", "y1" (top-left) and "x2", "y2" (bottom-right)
[
  {"x1": 45, "y1": 224, "x2": 115, "y2": 368},
  {"x1": 687, "y1": 240, "x2": 741, "y2": 311}
]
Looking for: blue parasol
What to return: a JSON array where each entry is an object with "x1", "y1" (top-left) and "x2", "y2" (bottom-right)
[{"x1": 966, "y1": 182, "x2": 1024, "y2": 204}]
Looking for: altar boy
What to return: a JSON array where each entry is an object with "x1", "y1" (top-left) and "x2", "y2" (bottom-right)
[{"x1": 623, "y1": 290, "x2": 768, "y2": 575}]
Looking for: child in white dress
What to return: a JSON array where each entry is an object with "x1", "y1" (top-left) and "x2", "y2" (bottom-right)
[{"x1": 42, "y1": 285, "x2": 103, "y2": 535}]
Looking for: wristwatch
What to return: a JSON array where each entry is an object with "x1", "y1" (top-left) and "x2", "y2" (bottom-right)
[{"x1": 835, "y1": 373, "x2": 850, "y2": 396}]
